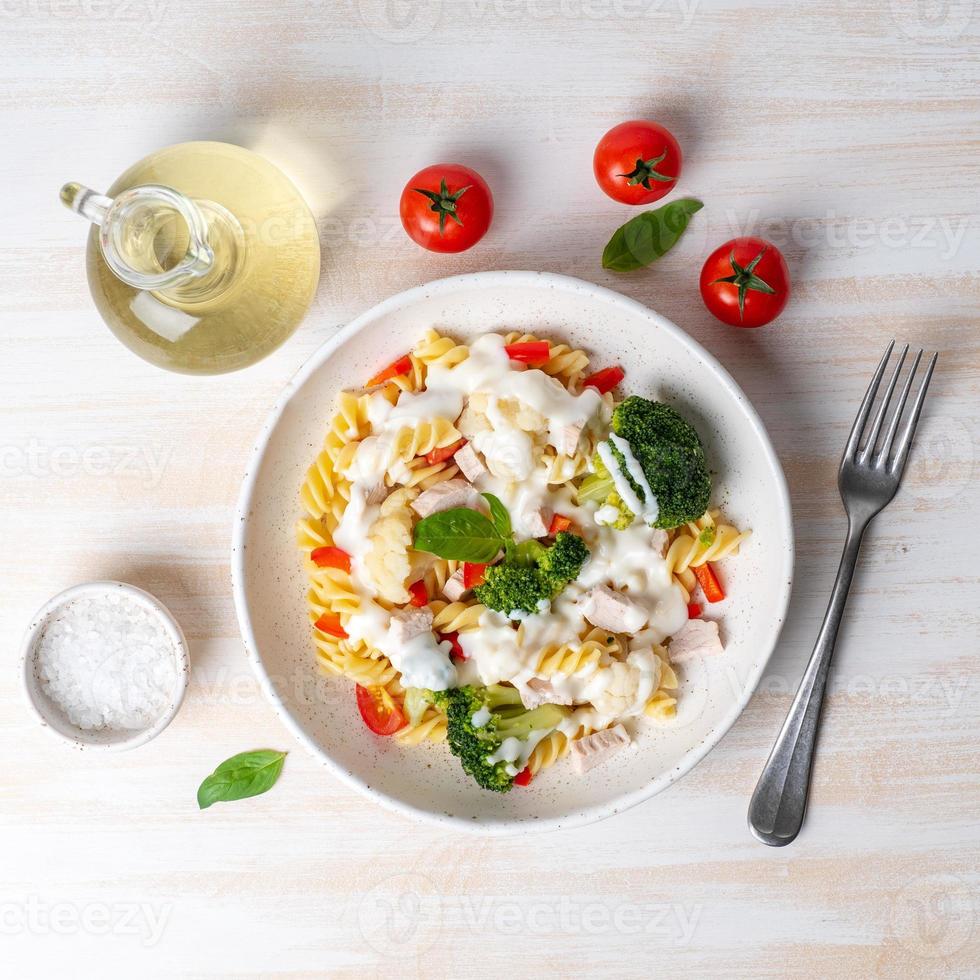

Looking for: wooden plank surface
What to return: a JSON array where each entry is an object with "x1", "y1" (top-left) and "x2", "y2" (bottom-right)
[{"x1": 1, "y1": 1, "x2": 978, "y2": 977}]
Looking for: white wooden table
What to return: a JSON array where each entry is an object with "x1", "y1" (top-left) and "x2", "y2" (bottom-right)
[{"x1": 2, "y1": 1, "x2": 978, "y2": 976}]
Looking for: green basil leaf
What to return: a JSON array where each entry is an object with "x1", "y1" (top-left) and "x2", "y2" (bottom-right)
[
  {"x1": 602, "y1": 198, "x2": 704, "y2": 272},
  {"x1": 197, "y1": 750, "x2": 287, "y2": 810},
  {"x1": 482, "y1": 492, "x2": 512, "y2": 541},
  {"x1": 413, "y1": 507, "x2": 504, "y2": 562}
]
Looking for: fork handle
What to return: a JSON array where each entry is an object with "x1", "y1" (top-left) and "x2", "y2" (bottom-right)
[{"x1": 748, "y1": 519, "x2": 869, "y2": 846}]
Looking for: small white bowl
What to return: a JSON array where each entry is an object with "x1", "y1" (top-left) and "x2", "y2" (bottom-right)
[{"x1": 21, "y1": 581, "x2": 190, "y2": 751}]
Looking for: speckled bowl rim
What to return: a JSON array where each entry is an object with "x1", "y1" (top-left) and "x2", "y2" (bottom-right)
[
  {"x1": 20, "y1": 580, "x2": 190, "y2": 751},
  {"x1": 232, "y1": 270, "x2": 794, "y2": 835}
]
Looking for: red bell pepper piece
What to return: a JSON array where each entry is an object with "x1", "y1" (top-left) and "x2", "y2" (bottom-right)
[
  {"x1": 310, "y1": 546, "x2": 352, "y2": 573},
  {"x1": 504, "y1": 341, "x2": 550, "y2": 365},
  {"x1": 548, "y1": 513, "x2": 573, "y2": 535},
  {"x1": 314, "y1": 612, "x2": 348, "y2": 639},
  {"x1": 582, "y1": 366, "x2": 625, "y2": 394},
  {"x1": 425, "y1": 438, "x2": 466, "y2": 465},
  {"x1": 367, "y1": 353, "x2": 412, "y2": 388},
  {"x1": 440, "y1": 631, "x2": 465, "y2": 660},
  {"x1": 513, "y1": 766, "x2": 533, "y2": 786},
  {"x1": 693, "y1": 563, "x2": 725, "y2": 604},
  {"x1": 407, "y1": 580, "x2": 428, "y2": 607},
  {"x1": 463, "y1": 562, "x2": 487, "y2": 589}
]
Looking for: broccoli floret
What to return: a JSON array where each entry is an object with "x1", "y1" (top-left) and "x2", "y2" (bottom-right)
[
  {"x1": 576, "y1": 396, "x2": 711, "y2": 530},
  {"x1": 538, "y1": 530, "x2": 590, "y2": 582},
  {"x1": 474, "y1": 531, "x2": 590, "y2": 615},
  {"x1": 473, "y1": 565, "x2": 547, "y2": 615},
  {"x1": 432, "y1": 685, "x2": 569, "y2": 792}
]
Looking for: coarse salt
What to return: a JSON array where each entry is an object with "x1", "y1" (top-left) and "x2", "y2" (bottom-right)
[{"x1": 35, "y1": 592, "x2": 179, "y2": 731}]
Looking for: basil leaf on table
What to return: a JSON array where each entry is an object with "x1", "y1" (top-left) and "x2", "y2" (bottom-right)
[
  {"x1": 197, "y1": 750, "x2": 287, "y2": 810},
  {"x1": 602, "y1": 198, "x2": 704, "y2": 272},
  {"x1": 413, "y1": 507, "x2": 505, "y2": 562}
]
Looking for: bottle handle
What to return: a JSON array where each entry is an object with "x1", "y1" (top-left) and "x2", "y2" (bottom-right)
[{"x1": 60, "y1": 181, "x2": 214, "y2": 291}]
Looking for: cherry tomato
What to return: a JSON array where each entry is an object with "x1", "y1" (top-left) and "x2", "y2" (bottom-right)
[
  {"x1": 699, "y1": 237, "x2": 790, "y2": 328},
  {"x1": 400, "y1": 164, "x2": 493, "y2": 253},
  {"x1": 593, "y1": 120, "x2": 682, "y2": 205},
  {"x1": 355, "y1": 684, "x2": 406, "y2": 736}
]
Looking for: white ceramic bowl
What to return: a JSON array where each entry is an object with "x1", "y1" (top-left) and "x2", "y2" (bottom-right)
[
  {"x1": 21, "y1": 581, "x2": 190, "y2": 751},
  {"x1": 232, "y1": 271, "x2": 793, "y2": 834}
]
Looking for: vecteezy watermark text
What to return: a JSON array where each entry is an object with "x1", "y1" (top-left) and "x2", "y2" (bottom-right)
[
  {"x1": 724, "y1": 208, "x2": 970, "y2": 260},
  {"x1": 0, "y1": 0, "x2": 168, "y2": 20},
  {"x1": 356, "y1": 0, "x2": 700, "y2": 43},
  {"x1": 0, "y1": 440, "x2": 171, "y2": 488},
  {"x1": 0, "y1": 897, "x2": 171, "y2": 947},
  {"x1": 357, "y1": 871, "x2": 702, "y2": 957}
]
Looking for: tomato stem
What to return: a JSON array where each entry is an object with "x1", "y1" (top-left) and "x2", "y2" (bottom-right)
[
  {"x1": 618, "y1": 151, "x2": 672, "y2": 189},
  {"x1": 413, "y1": 178, "x2": 471, "y2": 235},
  {"x1": 711, "y1": 247, "x2": 777, "y2": 321}
]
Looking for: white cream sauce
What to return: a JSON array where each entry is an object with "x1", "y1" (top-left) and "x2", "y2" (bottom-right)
[
  {"x1": 471, "y1": 706, "x2": 492, "y2": 728},
  {"x1": 334, "y1": 332, "x2": 686, "y2": 701}
]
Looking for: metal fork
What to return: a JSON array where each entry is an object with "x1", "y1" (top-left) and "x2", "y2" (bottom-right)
[{"x1": 748, "y1": 342, "x2": 938, "y2": 847}]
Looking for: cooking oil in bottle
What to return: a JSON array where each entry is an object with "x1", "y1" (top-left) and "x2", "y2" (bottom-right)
[{"x1": 61, "y1": 141, "x2": 320, "y2": 374}]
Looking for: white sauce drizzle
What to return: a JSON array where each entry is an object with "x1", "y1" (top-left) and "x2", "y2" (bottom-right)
[
  {"x1": 596, "y1": 440, "x2": 643, "y2": 523},
  {"x1": 594, "y1": 503, "x2": 620, "y2": 526},
  {"x1": 471, "y1": 706, "x2": 492, "y2": 728},
  {"x1": 486, "y1": 727, "x2": 553, "y2": 776},
  {"x1": 608, "y1": 433, "x2": 659, "y2": 525}
]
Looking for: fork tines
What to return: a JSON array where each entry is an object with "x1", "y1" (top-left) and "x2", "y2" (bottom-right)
[{"x1": 843, "y1": 341, "x2": 938, "y2": 475}]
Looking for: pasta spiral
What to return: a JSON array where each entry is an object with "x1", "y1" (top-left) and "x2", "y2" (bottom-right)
[
  {"x1": 412, "y1": 329, "x2": 470, "y2": 369},
  {"x1": 664, "y1": 510, "x2": 751, "y2": 600},
  {"x1": 534, "y1": 637, "x2": 609, "y2": 677},
  {"x1": 541, "y1": 447, "x2": 591, "y2": 485},
  {"x1": 430, "y1": 599, "x2": 485, "y2": 634},
  {"x1": 644, "y1": 646, "x2": 679, "y2": 721},
  {"x1": 298, "y1": 449, "x2": 349, "y2": 540},
  {"x1": 526, "y1": 730, "x2": 570, "y2": 776},
  {"x1": 323, "y1": 388, "x2": 398, "y2": 462},
  {"x1": 393, "y1": 706, "x2": 448, "y2": 746},
  {"x1": 396, "y1": 456, "x2": 461, "y2": 490}
]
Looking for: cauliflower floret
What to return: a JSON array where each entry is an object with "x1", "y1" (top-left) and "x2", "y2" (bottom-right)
[
  {"x1": 473, "y1": 428, "x2": 535, "y2": 481},
  {"x1": 363, "y1": 488, "x2": 415, "y2": 603},
  {"x1": 495, "y1": 396, "x2": 546, "y2": 433},
  {"x1": 458, "y1": 392, "x2": 546, "y2": 482},
  {"x1": 585, "y1": 649, "x2": 662, "y2": 720},
  {"x1": 458, "y1": 397, "x2": 491, "y2": 440}
]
